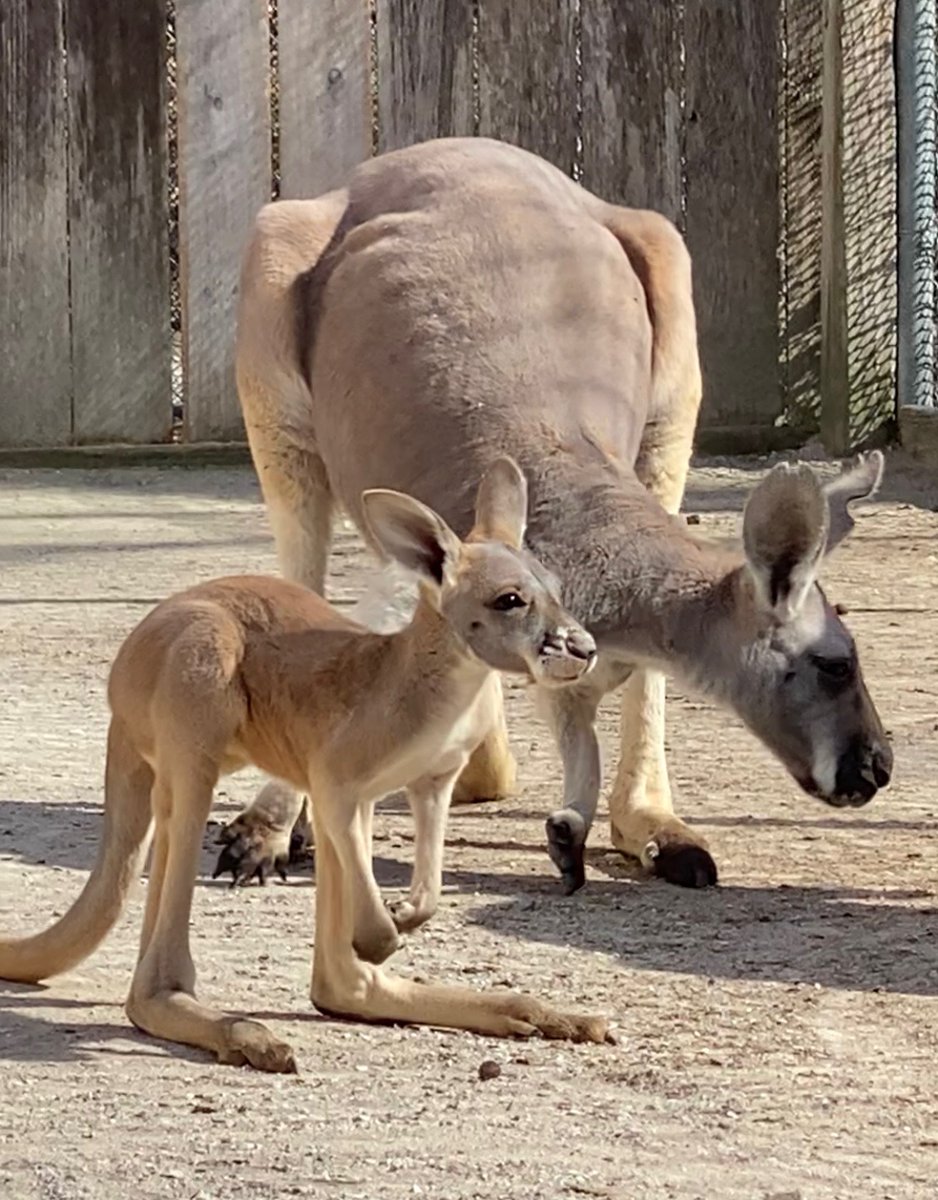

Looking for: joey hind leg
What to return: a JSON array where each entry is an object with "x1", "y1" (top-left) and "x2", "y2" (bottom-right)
[
  {"x1": 310, "y1": 807, "x2": 609, "y2": 1043},
  {"x1": 127, "y1": 765, "x2": 296, "y2": 1074},
  {"x1": 453, "y1": 677, "x2": 517, "y2": 804},
  {"x1": 608, "y1": 670, "x2": 717, "y2": 888}
]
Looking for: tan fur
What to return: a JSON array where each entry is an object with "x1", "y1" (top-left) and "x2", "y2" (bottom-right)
[
  {"x1": 231, "y1": 137, "x2": 891, "y2": 894},
  {"x1": 0, "y1": 462, "x2": 609, "y2": 1070}
]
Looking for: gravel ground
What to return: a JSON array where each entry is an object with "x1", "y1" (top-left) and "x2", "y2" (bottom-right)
[{"x1": 0, "y1": 451, "x2": 936, "y2": 1200}]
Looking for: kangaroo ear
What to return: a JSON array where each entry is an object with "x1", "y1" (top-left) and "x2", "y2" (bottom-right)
[
  {"x1": 743, "y1": 462, "x2": 828, "y2": 621},
  {"x1": 361, "y1": 490, "x2": 461, "y2": 590},
  {"x1": 469, "y1": 456, "x2": 528, "y2": 548},
  {"x1": 824, "y1": 449, "x2": 883, "y2": 552}
]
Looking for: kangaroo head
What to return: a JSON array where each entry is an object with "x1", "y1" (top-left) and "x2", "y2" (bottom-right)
[
  {"x1": 361, "y1": 458, "x2": 596, "y2": 685},
  {"x1": 720, "y1": 450, "x2": 891, "y2": 807}
]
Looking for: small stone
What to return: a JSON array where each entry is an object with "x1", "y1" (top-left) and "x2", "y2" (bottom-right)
[
  {"x1": 685, "y1": 512, "x2": 701, "y2": 525},
  {"x1": 477, "y1": 1059, "x2": 501, "y2": 1081}
]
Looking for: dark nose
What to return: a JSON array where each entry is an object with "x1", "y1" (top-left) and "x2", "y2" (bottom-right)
[
  {"x1": 565, "y1": 628, "x2": 597, "y2": 662},
  {"x1": 834, "y1": 738, "x2": 892, "y2": 803},
  {"x1": 872, "y1": 742, "x2": 892, "y2": 788}
]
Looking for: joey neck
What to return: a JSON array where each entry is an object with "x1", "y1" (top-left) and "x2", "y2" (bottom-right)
[{"x1": 392, "y1": 586, "x2": 491, "y2": 688}]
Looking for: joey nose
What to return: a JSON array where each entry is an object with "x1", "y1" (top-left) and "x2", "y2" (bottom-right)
[{"x1": 565, "y1": 628, "x2": 597, "y2": 662}]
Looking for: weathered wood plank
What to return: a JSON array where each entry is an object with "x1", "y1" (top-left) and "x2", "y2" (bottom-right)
[
  {"x1": 820, "y1": 0, "x2": 849, "y2": 452},
  {"x1": 279, "y1": 0, "x2": 371, "y2": 198},
  {"x1": 66, "y1": 0, "x2": 172, "y2": 444},
  {"x1": 684, "y1": 1, "x2": 781, "y2": 437},
  {"x1": 477, "y1": 0, "x2": 578, "y2": 175},
  {"x1": 0, "y1": 0, "x2": 71, "y2": 448},
  {"x1": 780, "y1": 0, "x2": 823, "y2": 439},
  {"x1": 176, "y1": 0, "x2": 271, "y2": 442},
  {"x1": 835, "y1": 0, "x2": 897, "y2": 449},
  {"x1": 580, "y1": 0, "x2": 682, "y2": 223},
  {"x1": 377, "y1": 0, "x2": 474, "y2": 152}
]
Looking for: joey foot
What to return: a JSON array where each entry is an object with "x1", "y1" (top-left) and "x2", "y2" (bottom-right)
[
  {"x1": 545, "y1": 809, "x2": 588, "y2": 894},
  {"x1": 484, "y1": 993, "x2": 611, "y2": 1043},
  {"x1": 125, "y1": 996, "x2": 298, "y2": 1075},
  {"x1": 215, "y1": 1018, "x2": 298, "y2": 1073},
  {"x1": 610, "y1": 813, "x2": 718, "y2": 889}
]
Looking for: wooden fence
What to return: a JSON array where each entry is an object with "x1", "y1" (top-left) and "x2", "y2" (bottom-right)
[{"x1": 0, "y1": 0, "x2": 898, "y2": 454}]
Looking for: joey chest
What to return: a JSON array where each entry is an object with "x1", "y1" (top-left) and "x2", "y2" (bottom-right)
[{"x1": 323, "y1": 673, "x2": 500, "y2": 799}]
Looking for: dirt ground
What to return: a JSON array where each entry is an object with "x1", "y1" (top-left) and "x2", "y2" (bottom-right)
[{"x1": 1, "y1": 451, "x2": 936, "y2": 1200}]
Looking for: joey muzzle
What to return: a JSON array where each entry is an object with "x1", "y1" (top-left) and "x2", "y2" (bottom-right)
[{"x1": 539, "y1": 628, "x2": 599, "y2": 686}]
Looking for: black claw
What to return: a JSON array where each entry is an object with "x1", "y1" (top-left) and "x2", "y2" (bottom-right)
[
  {"x1": 653, "y1": 844, "x2": 719, "y2": 889},
  {"x1": 275, "y1": 857, "x2": 289, "y2": 883},
  {"x1": 546, "y1": 815, "x2": 587, "y2": 894},
  {"x1": 561, "y1": 862, "x2": 587, "y2": 895},
  {"x1": 213, "y1": 844, "x2": 241, "y2": 883}
]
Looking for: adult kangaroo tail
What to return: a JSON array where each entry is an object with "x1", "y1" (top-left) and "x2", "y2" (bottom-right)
[{"x1": 0, "y1": 719, "x2": 153, "y2": 984}]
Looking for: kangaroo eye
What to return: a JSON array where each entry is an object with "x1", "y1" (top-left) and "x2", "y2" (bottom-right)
[
  {"x1": 491, "y1": 592, "x2": 527, "y2": 611},
  {"x1": 813, "y1": 655, "x2": 853, "y2": 682}
]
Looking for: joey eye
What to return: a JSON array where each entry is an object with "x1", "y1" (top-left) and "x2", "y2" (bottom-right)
[{"x1": 491, "y1": 591, "x2": 527, "y2": 612}]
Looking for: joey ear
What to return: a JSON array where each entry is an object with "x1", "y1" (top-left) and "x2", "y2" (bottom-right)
[
  {"x1": 468, "y1": 456, "x2": 528, "y2": 548},
  {"x1": 823, "y1": 449, "x2": 883, "y2": 552},
  {"x1": 361, "y1": 489, "x2": 462, "y2": 589},
  {"x1": 743, "y1": 462, "x2": 828, "y2": 621}
]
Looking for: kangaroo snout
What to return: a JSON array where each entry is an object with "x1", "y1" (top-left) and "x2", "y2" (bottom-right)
[{"x1": 830, "y1": 737, "x2": 893, "y2": 806}]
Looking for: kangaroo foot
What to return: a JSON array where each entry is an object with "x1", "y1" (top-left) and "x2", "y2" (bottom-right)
[
  {"x1": 486, "y1": 992, "x2": 611, "y2": 1043},
  {"x1": 610, "y1": 812, "x2": 718, "y2": 889}
]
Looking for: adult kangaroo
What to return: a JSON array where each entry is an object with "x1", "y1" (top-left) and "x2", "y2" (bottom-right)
[{"x1": 234, "y1": 136, "x2": 891, "y2": 894}]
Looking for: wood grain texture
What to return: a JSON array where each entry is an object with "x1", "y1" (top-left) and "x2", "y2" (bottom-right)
[
  {"x1": 377, "y1": 0, "x2": 474, "y2": 152},
  {"x1": 176, "y1": 0, "x2": 271, "y2": 441},
  {"x1": 684, "y1": 0, "x2": 781, "y2": 435},
  {"x1": 279, "y1": 0, "x2": 371, "y2": 198},
  {"x1": 839, "y1": 0, "x2": 896, "y2": 448},
  {"x1": 580, "y1": 0, "x2": 682, "y2": 222},
  {"x1": 477, "y1": 0, "x2": 578, "y2": 175},
  {"x1": 780, "y1": 0, "x2": 823, "y2": 438},
  {"x1": 0, "y1": 0, "x2": 71, "y2": 448},
  {"x1": 66, "y1": 0, "x2": 172, "y2": 444}
]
